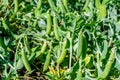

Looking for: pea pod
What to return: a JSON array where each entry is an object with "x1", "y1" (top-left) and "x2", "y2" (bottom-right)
[
  {"x1": 36, "y1": 41, "x2": 47, "y2": 58},
  {"x1": 24, "y1": 36, "x2": 31, "y2": 54},
  {"x1": 36, "y1": 0, "x2": 42, "y2": 10},
  {"x1": 58, "y1": 0, "x2": 66, "y2": 13},
  {"x1": 33, "y1": 20, "x2": 37, "y2": 27},
  {"x1": 10, "y1": 0, "x2": 18, "y2": 21},
  {"x1": 46, "y1": 11, "x2": 52, "y2": 34},
  {"x1": 43, "y1": 50, "x2": 51, "y2": 72},
  {"x1": 35, "y1": 0, "x2": 42, "y2": 17},
  {"x1": 63, "y1": 0, "x2": 69, "y2": 12},
  {"x1": 40, "y1": 41, "x2": 47, "y2": 53},
  {"x1": 53, "y1": 14, "x2": 60, "y2": 41},
  {"x1": 98, "y1": 52, "x2": 115, "y2": 79},
  {"x1": 83, "y1": 0, "x2": 90, "y2": 11},
  {"x1": 101, "y1": 40, "x2": 108, "y2": 60},
  {"x1": 2, "y1": 20, "x2": 15, "y2": 37},
  {"x1": 78, "y1": 0, "x2": 81, "y2": 3},
  {"x1": 95, "y1": 0, "x2": 101, "y2": 9},
  {"x1": 48, "y1": 0, "x2": 56, "y2": 11},
  {"x1": 21, "y1": 48, "x2": 31, "y2": 72},
  {"x1": 76, "y1": 31, "x2": 87, "y2": 59},
  {"x1": 57, "y1": 39, "x2": 67, "y2": 64},
  {"x1": 102, "y1": 0, "x2": 109, "y2": 4}
]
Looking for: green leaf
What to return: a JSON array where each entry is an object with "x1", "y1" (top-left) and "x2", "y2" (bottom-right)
[{"x1": 16, "y1": 57, "x2": 24, "y2": 69}]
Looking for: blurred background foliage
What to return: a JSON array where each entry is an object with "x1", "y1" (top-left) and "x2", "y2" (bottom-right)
[{"x1": 0, "y1": 0, "x2": 120, "y2": 79}]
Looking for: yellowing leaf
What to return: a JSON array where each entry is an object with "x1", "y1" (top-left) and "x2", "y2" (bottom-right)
[
  {"x1": 85, "y1": 54, "x2": 93, "y2": 68},
  {"x1": 97, "y1": 5, "x2": 107, "y2": 21}
]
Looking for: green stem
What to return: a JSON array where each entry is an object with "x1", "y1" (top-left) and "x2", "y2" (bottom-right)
[{"x1": 10, "y1": 0, "x2": 18, "y2": 21}]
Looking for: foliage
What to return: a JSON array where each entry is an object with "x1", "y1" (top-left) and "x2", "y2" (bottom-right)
[{"x1": 0, "y1": 0, "x2": 120, "y2": 79}]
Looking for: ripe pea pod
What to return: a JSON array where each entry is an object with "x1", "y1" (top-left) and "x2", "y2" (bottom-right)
[
  {"x1": 46, "y1": 11, "x2": 52, "y2": 34},
  {"x1": 76, "y1": 31, "x2": 87, "y2": 59},
  {"x1": 35, "y1": 0, "x2": 42, "y2": 17},
  {"x1": 43, "y1": 50, "x2": 51, "y2": 72},
  {"x1": 10, "y1": 0, "x2": 18, "y2": 21},
  {"x1": 48, "y1": 0, "x2": 56, "y2": 11},
  {"x1": 24, "y1": 36, "x2": 31, "y2": 54},
  {"x1": 57, "y1": 39, "x2": 67, "y2": 64},
  {"x1": 98, "y1": 52, "x2": 115, "y2": 79},
  {"x1": 102, "y1": 0, "x2": 109, "y2": 4},
  {"x1": 36, "y1": 41, "x2": 47, "y2": 58},
  {"x1": 58, "y1": 0, "x2": 66, "y2": 13},
  {"x1": 95, "y1": 0, "x2": 101, "y2": 9},
  {"x1": 101, "y1": 40, "x2": 108, "y2": 60},
  {"x1": 34, "y1": 0, "x2": 42, "y2": 27},
  {"x1": 36, "y1": 0, "x2": 42, "y2": 10},
  {"x1": 33, "y1": 20, "x2": 37, "y2": 27},
  {"x1": 78, "y1": 0, "x2": 81, "y2": 3},
  {"x1": 21, "y1": 47, "x2": 31, "y2": 72},
  {"x1": 53, "y1": 14, "x2": 60, "y2": 41},
  {"x1": 63, "y1": 0, "x2": 69, "y2": 12},
  {"x1": 40, "y1": 41, "x2": 47, "y2": 53},
  {"x1": 82, "y1": 0, "x2": 90, "y2": 11},
  {"x1": 2, "y1": 20, "x2": 15, "y2": 37}
]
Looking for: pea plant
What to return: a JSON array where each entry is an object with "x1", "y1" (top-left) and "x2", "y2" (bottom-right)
[{"x1": 0, "y1": 0, "x2": 120, "y2": 79}]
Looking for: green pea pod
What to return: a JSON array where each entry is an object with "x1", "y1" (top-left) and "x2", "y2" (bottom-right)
[
  {"x1": 35, "y1": 0, "x2": 42, "y2": 17},
  {"x1": 76, "y1": 31, "x2": 87, "y2": 59},
  {"x1": 36, "y1": 0, "x2": 42, "y2": 10},
  {"x1": 98, "y1": 52, "x2": 115, "y2": 79},
  {"x1": 101, "y1": 40, "x2": 108, "y2": 60},
  {"x1": 48, "y1": 0, "x2": 56, "y2": 11},
  {"x1": 24, "y1": 36, "x2": 31, "y2": 54},
  {"x1": 2, "y1": 20, "x2": 15, "y2": 37},
  {"x1": 10, "y1": 0, "x2": 18, "y2": 21},
  {"x1": 40, "y1": 41, "x2": 47, "y2": 53},
  {"x1": 63, "y1": 0, "x2": 69, "y2": 12},
  {"x1": 36, "y1": 41, "x2": 47, "y2": 58},
  {"x1": 58, "y1": 0, "x2": 66, "y2": 13},
  {"x1": 97, "y1": 4, "x2": 106, "y2": 21},
  {"x1": 57, "y1": 39, "x2": 67, "y2": 64},
  {"x1": 78, "y1": 0, "x2": 81, "y2": 3},
  {"x1": 102, "y1": 0, "x2": 109, "y2": 4},
  {"x1": 43, "y1": 50, "x2": 51, "y2": 72},
  {"x1": 33, "y1": 20, "x2": 37, "y2": 27},
  {"x1": 95, "y1": 0, "x2": 101, "y2": 9},
  {"x1": 46, "y1": 11, "x2": 52, "y2": 34},
  {"x1": 21, "y1": 48, "x2": 31, "y2": 72},
  {"x1": 82, "y1": 0, "x2": 90, "y2": 11},
  {"x1": 53, "y1": 14, "x2": 60, "y2": 41}
]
